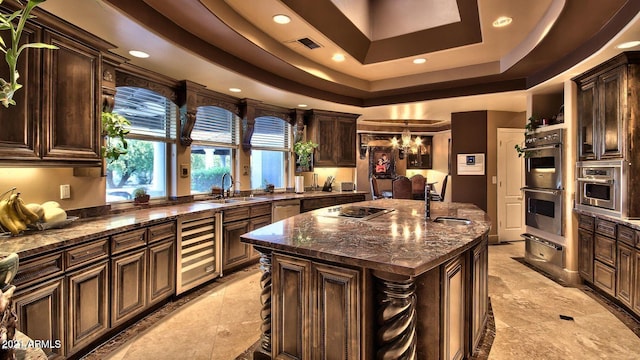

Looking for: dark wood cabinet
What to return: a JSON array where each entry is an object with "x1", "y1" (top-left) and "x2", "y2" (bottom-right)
[
  {"x1": 306, "y1": 110, "x2": 359, "y2": 167},
  {"x1": 616, "y1": 242, "x2": 634, "y2": 308},
  {"x1": 442, "y1": 255, "x2": 465, "y2": 360},
  {"x1": 111, "y1": 248, "x2": 147, "y2": 327},
  {"x1": 470, "y1": 238, "x2": 488, "y2": 353},
  {"x1": 593, "y1": 260, "x2": 616, "y2": 297},
  {"x1": 148, "y1": 240, "x2": 175, "y2": 306},
  {"x1": 41, "y1": 30, "x2": 101, "y2": 162},
  {"x1": 633, "y1": 251, "x2": 640, "y2": 316},
  {"x1": 575, "y1": 57, "x2": 628, "y2": 160},
  {"x1": 13, "y1": 278, "x2": 65, "y2": 359},
  {"x1": 222, "y1": 204, "x2": 272, "y2": 272},
  {"x1": 578, "y1": 229, "x2": 594, "y2": 283},
  {"x1": 66, "y1": 261, "x2": 109, "y2": 356},
  {"x1": 272, "y1": 253, "x2": 361, "y2": 359}
]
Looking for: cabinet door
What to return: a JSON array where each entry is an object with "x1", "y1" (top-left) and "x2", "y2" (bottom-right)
[
  {"x1": 442, "y1": 255, "x2": 465, "y2": 360},
  {"x1": 111, "y1": 249, "x2": 147, "y2": 326},
  {"x1": 594, "y1": 260, "x2": 616, "y2": 297},
  {"x1": 616, "y1": 243, "x2": 634, "y2": 308},
  {"x1": 0, "y1": 24, "x2": 40, "y2": 160},
  {"x1": 148, "y1": 240, "x2": 176, "y2": 305},
  {"x1": 66, "y1": 261, "x2": 108, "y2": 356},
  {"x1": 272, "y1": 254, "x2": 311, "y2": 360},
  {"x1": 578, "y1": 229, "x2": 594, "y2": 282},
  {"x1": 13, "y1": 278, "x2": 65, "y2": 359},
  {"x1": 578, "y1": 79, "x2": 598, "y2": 160},
  {"x1": 470, "y1": 239, "x2": 488, "y2": 352},
  {"x1": 312, "y1": 115, "x2": 336, "y2": 167},
  {"x1": 222, "y1": 219, "x2": 252, "y2": 272},
  {"x1": 335, "y1": 117, "x2": 356, "y2": 167},
  {"x1": 633, "y1": 251, "x2": 640, "y2": 316},
  {"x1": 598, "y1": 66, "x2": 626, "y2": 159},
  {"x1": 250, "y1": 214, "x2": 272, "y2": 259},
  {"x1": 41, "y1": 31, "x2": 101, "y2": 162},
  {"x1": 312, "y1": 263, "x2": 360, "y2": 359}
]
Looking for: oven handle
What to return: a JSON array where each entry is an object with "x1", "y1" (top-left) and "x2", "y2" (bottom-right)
[
  {"x1": 521, "y1": 187, "x2": 560, "y2": 195},
  {"x1": 522, "y1": 144, "x2": 560, "y2": 151},
  {"x1": 576, "y1": 177, "x2": 613, "y2": 184}
]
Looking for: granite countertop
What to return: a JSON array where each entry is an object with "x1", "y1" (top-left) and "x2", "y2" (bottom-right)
[
  {"x1": 0, "y1": 191, "x2": 367, "y2": 259},
  {"x1": 241, "y1": 199, "x2": 491, "y2": 277},
  {"x1": 573, "y1": 207, "x2": 640, "y2": 231}
]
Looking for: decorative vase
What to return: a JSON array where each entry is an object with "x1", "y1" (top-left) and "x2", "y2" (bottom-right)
[
  {"x1": 295, "y1": 176, "x2": 305, "y2": 193},
  {"x1": 0, "y1": 252, "x2": 18, "y2": 291}
]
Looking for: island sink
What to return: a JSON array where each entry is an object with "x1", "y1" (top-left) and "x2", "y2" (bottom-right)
[{"x1": 433, "y1": 216, "x2": 472, "y2": 225}]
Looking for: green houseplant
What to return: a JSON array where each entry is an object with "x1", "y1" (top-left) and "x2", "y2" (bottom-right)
[
  {"x1": 132, "y1": 187, "x2": 149, "y2": 204},
  {"x1": 293, "y1": 140, "x2": 318, "y2": 172},
  {"x1": 0, "y1": 0, "x2": 58, "y2": 107},
  {"x1": 514, "y1": 116, "x2": 539, "y2": 158},
  {"x1": 102, "y1": 111, "x2": 131, "y2": 162}
]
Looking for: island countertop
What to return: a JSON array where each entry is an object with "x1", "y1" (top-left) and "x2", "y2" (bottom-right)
[{"x1": 241, "y1": 199, "x2": 491, "y2": 276}]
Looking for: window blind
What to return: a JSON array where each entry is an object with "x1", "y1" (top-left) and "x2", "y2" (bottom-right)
[
  {"x1": 192, "y1": 106, "x2": 239, "y2": 144},
  {"x1": 251, "y1": 116, "x2": 290, "y2": 150},
  {"x1": 113, "y1": 86, "x2": 177, "y2": 140}
]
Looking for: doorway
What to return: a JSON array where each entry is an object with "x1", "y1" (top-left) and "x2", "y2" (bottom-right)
[{"x1": 497, "y1": 128, "x2": 525, "y2": 241}]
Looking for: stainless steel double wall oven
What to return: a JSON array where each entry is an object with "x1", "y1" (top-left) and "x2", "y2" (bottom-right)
[{"x1": 522, "y1": 129, "x2": 564, "y2": 235}]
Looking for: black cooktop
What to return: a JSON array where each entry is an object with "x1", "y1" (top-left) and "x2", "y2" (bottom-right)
[{"x1": 337, "y1": 206, "x2": 393, "y2": 220}]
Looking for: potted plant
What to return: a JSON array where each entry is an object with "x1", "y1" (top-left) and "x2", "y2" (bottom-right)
[
  {"x1": 133, "y1": 187, "x2": 150, "y2": 204},
  {"x1": 102, "y1": 111, "x2": 131, "y2": 163},
  {"x1": 293, "y1": 140, "x2": 318, "y2": 172},
  {"x1": 514, "y1": 116, "x2": 539, "y2": 158},
  {"x1": 0, "y1": 0, "x2": 58, "y2": 107}
]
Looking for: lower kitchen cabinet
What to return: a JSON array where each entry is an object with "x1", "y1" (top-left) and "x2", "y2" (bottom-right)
[
  {"x1": 470, "y1": 237, "x2": 488, "y2": 353},
  {"x1": 616, "y1": 242, "x2": 634, "y2": 308},
  {"x1": 111, "y1": 248, "x2": 147, "y2": 327},
  {"x1": 593, "y1": 260, "x2": 616, "y2": 297},
  {"x1": 222, "y1": 204, "x2": 271, "y2": 273},
  {"x1": 13, "y1": 277, "x2": 65, "y2": 359},
  {"x1": 272, "y1": 253, "x2": 360, "y2": 359},
  {"x1": 578, "y1": 229, "x2": 595, "y2": 282},
  {"x1": 442, "y1": 255, "x2": 465, "y2": 360},
  {"x1": 148, "y1": 239, "x2": 175, "y2": 306},
  {"x1": 66, "y1": 261, "x2": 109, "y2": 356},
  {"x1": 634, "y1": 251, "x2": 640, "y2": 315}
]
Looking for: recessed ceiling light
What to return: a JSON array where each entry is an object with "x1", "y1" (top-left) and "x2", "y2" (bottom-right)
[
  {"x1": 229, "y1": 88, "x2": 242, "y2": 93},
  {"x1": 492, "y1": 16, "x2": 512, "y2": 28},
  {"x1": 332, "y1": 53, "x2": 346, "y2": 62},
  {"x1": 129, "y1": 50, "x2": 149, "y2": 58},
  {"x1": 298, "y1": 104, "x2": 308, "y2": 108},
  {"x1": 617, "y1": 41, "x2": 640, "y2": 49},
  {"x1": 413, "y1": 58, "x2": 426, "y2": 64},
  {"x1": 273, "y1": 14, "x2": 291, "y2": 24}
]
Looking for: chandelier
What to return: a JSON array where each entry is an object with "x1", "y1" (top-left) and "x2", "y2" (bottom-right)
[{"x1": 391, "y1": 123, "x2": 422, "y2": 158}]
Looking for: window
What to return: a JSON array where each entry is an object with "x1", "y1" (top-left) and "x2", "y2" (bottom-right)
[
  {"x1": 250, "y1": 116, "x2": 291, "y2": 189},
  {"x1": 190, "y1": 106, "x2": 239, "y2": 194},
  {"x1": 106, "y1": 87, "x2": 177, "y2": 202}
]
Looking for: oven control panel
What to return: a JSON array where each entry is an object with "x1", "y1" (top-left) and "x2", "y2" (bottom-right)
[{"x1": 525, "y1": 129, "x2": 563, "y2": 147}]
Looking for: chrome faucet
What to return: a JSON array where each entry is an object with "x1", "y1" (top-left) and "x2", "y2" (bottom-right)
[{"x1": 222, "y1": 173, "x2": 233, "y2": 199}]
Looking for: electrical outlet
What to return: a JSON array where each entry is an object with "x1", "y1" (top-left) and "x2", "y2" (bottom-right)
[{"x1": 60, "y1": 184, "x2": 70, "y2": 199}]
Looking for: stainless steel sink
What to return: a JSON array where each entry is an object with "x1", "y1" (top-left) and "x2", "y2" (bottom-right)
[{"x1": 433, "y1": 217, "x2": 472, "y2": 225}]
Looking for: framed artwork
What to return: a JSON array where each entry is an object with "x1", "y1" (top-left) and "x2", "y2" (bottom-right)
[
  {"x1": 369, "y1": 147, "x2": 396, "y2": 179},
  {"x1": 406, "y1": 137, "x2": 433, "y2": 169}
]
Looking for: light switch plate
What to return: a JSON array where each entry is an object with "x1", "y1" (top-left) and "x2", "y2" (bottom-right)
[
  {"x1": 60, "y1": 184, "x2": 70, "y2": 199},
  {"x1": 180, "y1": 164, "x2": 189, "y2": 178}
]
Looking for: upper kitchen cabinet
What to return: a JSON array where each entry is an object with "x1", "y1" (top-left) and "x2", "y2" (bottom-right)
[
  {"x1": 575, "y1": 52, "x2": 639, "y2": 161},
  {"x1": 306, "y1": 110, "x2": 360, "y2": 167},
  {"x1": 0, "y1": 4, "x2": 113, "y2": 165}
]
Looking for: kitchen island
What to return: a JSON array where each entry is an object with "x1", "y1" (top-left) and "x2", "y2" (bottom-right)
[{"x1": 241, "y1": 199, "x2": 491, "y2": 360}]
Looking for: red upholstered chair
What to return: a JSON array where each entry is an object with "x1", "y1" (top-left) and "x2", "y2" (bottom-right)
[
  {"x1": 410, "y1": 174, "x2": 426, "y2": 200},
  {"x1": 392, "y1": 176, "x2": 412, "y2": 199}
]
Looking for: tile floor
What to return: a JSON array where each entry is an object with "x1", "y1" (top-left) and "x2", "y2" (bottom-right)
[{"x1": 86, "y1": 241, "x2": 640, "y2": 359}]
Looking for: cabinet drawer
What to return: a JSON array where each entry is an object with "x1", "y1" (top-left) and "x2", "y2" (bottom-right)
[
  {"x1": 251, "y1": 203, "x2": 272, "y2": 218},
  {"x1": 594, "y1": 234, "x2": 616, "y2": 267},
  {"x1": 578, "y1": 215, "x2": 595, "y2": 232},
  {"x1": 617, "y1": 225, "x2": 636, "y2": 247},
  {"x1": 301, "y1": 197, "x2": 336, "y2": 212},
  {"x1": 223, "y1": 206, "x2": 250, "y2": 223},
  {"x1": 148, "y1": 221, "x2": 176, "y2": 244},
  {"x1": 593, "y1": 260, "x2": 616, "y2": 297},
  {"x1": 66, "y1": 238, "x2": 109, "y2": 270},
  {"x1": 111, "y1": 228, "x2": 147, "y2": 255},
  {"x1": 595, "y1": 218, "x2": 616, "y2": 238},
  {"x1": 14, "y1": 252, "x2": 64, "y2": 288}
]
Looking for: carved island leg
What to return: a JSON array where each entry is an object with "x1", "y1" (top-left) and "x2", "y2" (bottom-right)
[
  {"x1": 372, "y1": 271, "x2": 417, "y2": 360},
  {"x1": 253, "y1": 247, "x2": 272, "y2": 360}
]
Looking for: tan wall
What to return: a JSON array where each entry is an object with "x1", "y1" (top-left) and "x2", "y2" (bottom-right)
[{"x1": 486, "y1": 111, "x2": 526, "y2": 242}]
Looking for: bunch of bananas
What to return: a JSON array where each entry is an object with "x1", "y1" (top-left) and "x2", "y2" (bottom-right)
[{"x1": 0, "y1": 193, "x2": 41, "y2": 235}]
